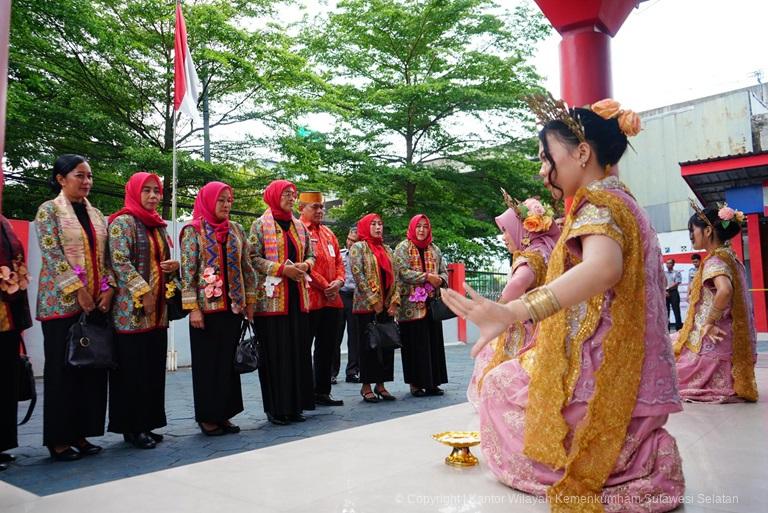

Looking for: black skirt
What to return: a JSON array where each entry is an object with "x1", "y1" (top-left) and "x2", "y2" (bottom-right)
[
  {"x1": 255, "y1": 280, "x2": 314, "y2": 417},
  {"x1": 42, "y1": 315, "x2": 108, "y2": 447},
  {"x1": 0, "y1": 331, "x2": 20, "y2": 453},
  {"x1": 189, "y1": 311, "x2": 244, "y2": 423},
  {"x1": 355, "y1": 312, "x2": 394, "y2": 384},
  {"x1": 399, "y1": 316, "x2": 448, "y2": 387},
  {"x1": 108, "y1": 329, "x2": 168, "y2": 434}
]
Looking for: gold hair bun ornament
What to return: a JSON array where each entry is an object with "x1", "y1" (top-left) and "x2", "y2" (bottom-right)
[
  {"x1": 526, "y1": 91, "x2": 586, "y2": 143},
  {"x1": 500, "y1": 188, "x2": 554, "y2": 235},
  {"x1": 689, "y1": 198, "x2": 713, "y2": 228},
  {"x1": 590, "y1": 98, "x2": 642, "y2": 137}
]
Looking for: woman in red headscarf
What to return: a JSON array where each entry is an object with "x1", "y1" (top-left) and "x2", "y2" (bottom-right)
[
  {"x1": 179, "y1": 181, "x2": 257, "y2": 436},
  {"x1": 107, "y1": 172, "x2": 180, "y2": 449},
  {"x1": 349, "y1": 213, "x2": 400, "y2": 402},
  {"x1": 249, "y1": 179, "x2": 316, "y2": 425},
  {"x1": 393, "y1": 214, "x2": 449, "y2": 397}
]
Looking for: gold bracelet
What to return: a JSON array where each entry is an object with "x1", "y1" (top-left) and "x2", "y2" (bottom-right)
[
  {"x1": 705, "y1": 306, "x2": 725, "y2": 325},
  {"x1": 520, "y1": 286, "x2": 561, "y2": 323}
]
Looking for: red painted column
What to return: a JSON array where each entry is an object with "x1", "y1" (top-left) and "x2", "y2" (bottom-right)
[
  {"x1": 731, "y1": 229, "x2": 744, "y2": 262},
  {"x1": 560, "y1": 29, "x2": 612, "y2": 107},
  {"x1": 448, "y1": 263, "x2": 466, "y2": 343},
  {"x1": 746, "y1": 214, "x2": 767, "y2": 331}
]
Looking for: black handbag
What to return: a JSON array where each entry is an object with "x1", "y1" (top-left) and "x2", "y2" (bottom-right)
[
  {"x1": 234, "y1": 321, "x2": 260, "y2": 374},
  {"x1": 65, "y1": 312, "x2": 117, "y2": 369},
  {"x1": 429, "y1": 294, "x2": 457, "y2": 321},
  {"x1": 17, "y1": 339, "x2": 36, "y2": 425},
  {"x1": 366, "y1": 315, "x2": 401, "y2": 363},
  {"x1": 166, "y1": 286, "x2": 188, "y2": 321}
]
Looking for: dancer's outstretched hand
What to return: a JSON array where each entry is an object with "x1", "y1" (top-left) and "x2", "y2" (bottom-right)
[{"x1": 441, "y1": 284, "x2": 517, "y2": 357}]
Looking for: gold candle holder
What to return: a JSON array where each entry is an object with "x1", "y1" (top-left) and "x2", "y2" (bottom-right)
[{"x1": 432, "y1": 431, "x2": 481, "y2": 467}]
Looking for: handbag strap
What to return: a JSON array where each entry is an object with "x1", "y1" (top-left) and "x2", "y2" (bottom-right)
[{"x1": 18, "y1": 369, "x2": 36, "y2": 426}]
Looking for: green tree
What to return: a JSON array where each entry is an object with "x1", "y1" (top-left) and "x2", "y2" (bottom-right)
[
  {"x1": 5, "y1": 0, "x2": 315, "y2": 219},
  {"x1": 292, "y1": 0, "x2": 551, "y2": 266}
]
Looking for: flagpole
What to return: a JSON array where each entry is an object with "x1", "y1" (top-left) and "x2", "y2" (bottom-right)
[{"x1": 168, "y1": 110, "x2": 179, "y2": 372}]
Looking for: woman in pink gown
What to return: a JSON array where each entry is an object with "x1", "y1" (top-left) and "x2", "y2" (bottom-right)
[
  {"x1": 443, "y1": 97, "x2": 685, "y2": 513},
  {"x1": 467, "y1": 194, "x2": 559, "y2": 410},
  {"x1": 674, "y1": 204, "x2": 758, "y2": 403}
]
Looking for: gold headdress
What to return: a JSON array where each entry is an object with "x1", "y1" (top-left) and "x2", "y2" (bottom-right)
[
  {"x1": 689, "y1": 198, "x2": 713, "y2": 228},
  {"x1": 689, "y1": 198, "x2": 746, "y2": 230},
  {"x1": 526, "y1": 92, "x2": 586, "y2": 143}
]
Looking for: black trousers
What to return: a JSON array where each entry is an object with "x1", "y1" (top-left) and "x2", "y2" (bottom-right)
[
  {"x1": 355, "y1": 312, "x2": 394, "y2": 384},
  {"x1": 42, "y1": 316, "x2": 108, "y2": 447},
  {"x1": 108, "y1": 329, "x2": 168, "y2": 434},
  {"x1": 0, "y1": 331, "x2": 20, "y2": 453},
  {"x1": 332, "y1": 291, "x2": 359, "y2": 379},
  {"x1": 189, "y1": 311, "x2": 244, "y2": 423},
  {"x1": 666, "y1": 288, "x2": 683, "y2": 330},
  {"x1": 309, "y1": 307, "x2": 343, "y2": 395}
]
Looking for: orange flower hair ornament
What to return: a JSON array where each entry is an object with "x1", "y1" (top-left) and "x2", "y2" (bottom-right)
[{"x1": 591, "y1": 98, "x2": 642, "y2": 137}]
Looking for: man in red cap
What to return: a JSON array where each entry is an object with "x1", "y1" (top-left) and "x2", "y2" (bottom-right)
[{"x1": 299, "y1": 191, "x2": 345, "y2": 406}]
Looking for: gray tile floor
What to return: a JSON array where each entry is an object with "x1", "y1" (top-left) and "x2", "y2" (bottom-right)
[{"x1": 1, "y1": 343, "x2": 476, "y2": 496}]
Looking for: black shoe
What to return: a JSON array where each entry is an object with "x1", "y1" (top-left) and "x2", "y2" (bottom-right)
[
  {"x1": 124, "y1": 432, "x2": 156, "y2": 449},
  {"x1": 198, "y1": 422, "x2": 226, "y2": 436},
  {"x1": 148, "y1": 431, "x2": 164, "y2": 443},
  {"x1": 221, "y1": 422, "x2": 241, "y2": 434},
  {"x1": 425, "y1": 387, "x2": 445, "y2": 396},
  {"x1": 374, "y1": 386, "x2": 396, "y2": 401},
  {"x1": 0, "y1": 453, "x2": 15, "y2": 463},
  {"x1": 266, "y1": 413, "x2": 290, "y2": 425},
  {"x1": 360, "y1": 389, "x2": 379, "y2": 403},
  {"x1": 315, "y1": 393, "x2": 344, "y2": 406},
  {"x1": 410, "y1": 387, "x2": 428, "y2": 397},
  {"x1": 346, "y1": 375, "x2": 361, "y2": 383},
  {"x1": 48, "y1": 446, "x2": 82, "y2": 462},
  {"x1": 287, "y1": 413, "x2": 306, "y2": 422},
  {"x1": 75, "y1": 440, "x2": 103, "y2": 456},
  {"x1": 330, "y1": 376, "x2": 338, "y2": 385},
  {"x1": 0, "y1": 463, "x2": 6, "y2": 471}
]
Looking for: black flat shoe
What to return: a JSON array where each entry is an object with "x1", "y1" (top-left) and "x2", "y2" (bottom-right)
[
  {"x1": 0, "y1": 453, "x2": 15, "y2": 463},
  {"x1": 126, "y1": 433, "x2": 156, "y2": 449},
  {"x1": 360, "y1": 389, "x2": 379, "y2": 403},
  {"x1": 330, "y1": 376, "x2": 338, "y2": 385},
  {"x1": 48, "y1": 446, "x2": 82, "y2": 462},
  {"x1": 266, "y1": 413, "x2": 290, "y2": 426},
  {"x1": 221, "y1": 422, "x2": 241, "y2": 434},
  {"x1": 410, "y1": 387, "x2": 427, "y2": 397},
  {"x1": 75, "y1": 440, "x2": 103, "y2": 456},
  {"x1": 346, "y1": 375, "x2": 361, "y2": 383},
  {"x1": 0, "y1": 463, "x2": 7, "y2": 471},
  {"x1": 148, "y1": 431, "x2": 164, "y2": 443},
  {"x1": 315, "y1": 393, "x2": 344, "y2": 406},
  {"x1": 198, "y1": 422, "x2": 226, "y2": 436},
  {"x1": 287, "y1": 413, "x2": 306, "y2": 422},
  {"x1": 374, "y1": 386, "x2": 396, "y2": 401},
  {"x1": 425, "y1": 387, "x2": 445, "y2": 396}
]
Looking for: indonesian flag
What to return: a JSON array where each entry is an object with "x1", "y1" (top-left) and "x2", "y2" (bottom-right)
[{"x1": 174, "y1": 1, "x2": 200, "y2": 122}]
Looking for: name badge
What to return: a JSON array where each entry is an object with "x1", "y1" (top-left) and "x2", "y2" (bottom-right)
[{"x1": 328, "y1": 244, "x2": 336, "y2": 257}]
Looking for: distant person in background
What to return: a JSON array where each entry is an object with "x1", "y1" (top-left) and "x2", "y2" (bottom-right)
[
  {"x1": 333, "y1": 227, "x2": 360, "y2": 384},
  {"x1": 665, "y1": 258, "x2": 683, "y2": 331},
  {"x1": 688, "y1": 253, "x2": 702, "y2": 284}
]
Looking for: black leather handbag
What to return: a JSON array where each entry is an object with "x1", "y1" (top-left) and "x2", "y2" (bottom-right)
[
  {"x1": 429, "y1": 295, "x2": 457, "y2": 321},
  {"x1": 166, "y1": 286, "x2": 188, "y2": 321},
  {"x1": 65, "y1": 312, "x2": 117, "y2": 369},
  {"x1": 366, "y1": 315, "x2": 401, "y2": 362},
  {"x1": 17, "y1": 339, "x2": 36, "y2": 425},
  {"x1": 234, "y1": 321, "x2": 260, "y2": 374}
]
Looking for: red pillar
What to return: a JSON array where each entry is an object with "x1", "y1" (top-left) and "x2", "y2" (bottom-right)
[
  {"x1": 560, "y1": 29, "x2": 612, "y2": 107},
  {"x1": 732, "y1": 229, "x2": 744, "y2": 262},
  {"x1": 448, "y1": 263, "x2": 466, "y2": 343},
  {"x1": 746, "y1": 214, "x2": 767, "y2": 332}
]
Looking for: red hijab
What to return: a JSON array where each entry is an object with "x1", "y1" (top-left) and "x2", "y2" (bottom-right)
[
  {"x1": 190, "y1": 181, "x2": 232, "y2": 243},
  {"x1": 357, "y1": 213, "x2": 394, "y2": 291},
  {"x1": 108, "y1": 172, "x2": 166, "y2": 227},
  {"x1": 263, "y1": 179, "x2": 296, "y2": 221},
  {"x1": 406, "y1": 214, "x2": 432, "y2": 250}
]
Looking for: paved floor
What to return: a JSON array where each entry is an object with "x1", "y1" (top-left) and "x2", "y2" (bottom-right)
[
  {"x1": 2, "y1": 360, "x2": 767, "y2": 513},
  {"x1": 1, "y1": 343, "x2": 476, "y2": 496}
]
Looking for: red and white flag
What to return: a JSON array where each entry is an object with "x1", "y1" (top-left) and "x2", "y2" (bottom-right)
[{"x1": 174, "y1": 1, "x2": 200, "y2": 122}]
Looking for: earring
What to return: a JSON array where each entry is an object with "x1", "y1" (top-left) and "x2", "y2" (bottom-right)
[{"x1": 580, "y1": 161, "x2": 586, "y2": 168}]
